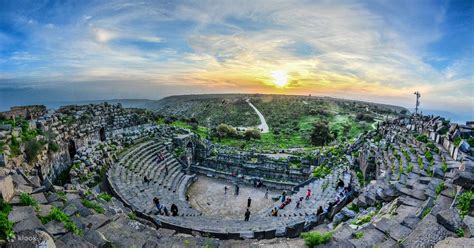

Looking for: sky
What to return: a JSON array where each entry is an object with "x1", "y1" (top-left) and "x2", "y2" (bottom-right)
[{"x1": 0, "y1": 0, "x2": 473, "y2": 120}]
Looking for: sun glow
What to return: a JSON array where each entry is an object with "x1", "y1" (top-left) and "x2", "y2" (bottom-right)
[{"x1": 271, "y1": 70, "x2": 288, "y2": 87}]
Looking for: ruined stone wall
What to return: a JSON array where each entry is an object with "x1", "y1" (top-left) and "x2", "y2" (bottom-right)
[{"x1": 15, "y1": 103, "x2": 152, "y2": 183}]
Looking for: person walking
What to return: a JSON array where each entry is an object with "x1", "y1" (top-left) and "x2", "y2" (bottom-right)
[
  {"x1": 224, "y1": 186, "x2": 228, "y2": 194},
  {"x1": 247, "y1": 197, "x2": 252, "y2": 208},
  {"x1": 306, "y1": 188, "x2": 312, "y2": 200},
  {"x1": 244, "y1": 208, "x2": 251, "y2": 221},
  {"x1": 264, "y1": 188, "x2": 269, "y2": 199},
  {"x1": 171, "y1": 203, "x2": 178, "y2": 216}
]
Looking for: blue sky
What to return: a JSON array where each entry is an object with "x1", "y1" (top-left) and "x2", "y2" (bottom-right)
[{"x1": 0, "y1": 0, "x2": 472, "y2": 120}]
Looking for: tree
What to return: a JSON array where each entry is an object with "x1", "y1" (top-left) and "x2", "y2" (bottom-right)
[
  {"x1": 310, "y1": 121, "x2": 333, "y2": 146},
  {"x1": 216, "y1": 124, "x2": 237, "y2": 138},
  {"x1": 244, "y1": 128, "x2": 261, "y2": 140}
]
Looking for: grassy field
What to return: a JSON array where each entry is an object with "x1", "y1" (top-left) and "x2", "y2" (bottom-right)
[{"x1": 155, "y1": 94, "x2": 403, "y2": 150}]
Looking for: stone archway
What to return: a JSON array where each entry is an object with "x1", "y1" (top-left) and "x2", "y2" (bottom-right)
[
  {"x1": 99, "y1": 127, "x2": 106, "y2": 142},
  {"x1": 68, "y1": 139, "x2": 76, "y2": 160}
]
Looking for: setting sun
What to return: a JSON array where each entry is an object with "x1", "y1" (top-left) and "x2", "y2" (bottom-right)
[{"x1": 271, "y1": 70, "x2": 289, "y2": 87}]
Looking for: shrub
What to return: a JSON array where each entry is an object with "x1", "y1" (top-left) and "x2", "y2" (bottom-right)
[
  {"x1": 421, "y1": 207, "x2": 432, "y2": 219},
  {"x1": 426, "y1": 143, "x2": 440, "y2": 154},
  {"x1": 244, "y1": 128, "x2": 261, "y2": 140},
  {"x1": 313, "y1": 165, "x2": 331, "y2": 179},
  {"x1": 453, "y1": 137, "x2": 462, "y2": 146},
  {"x1": 19, "y1": 192, "x2": 39, "y2": 210},
  {"x1": 354, "y1": 232, "x2": 364, "y2": 239},
  {"x1": 40, "y1": 207, "x2": 82, "y2": 235},
  {"x1": 424, "y1": 151, "x2": 433, "y2": 163},
  {"x1": 435, "y1": 182, "x2": 445, "y2": 195},
  {"x1": 416, "y1": 135, "x2": 428, "y2": 143},
  {"x1": 441, "y1": 162, "x2": 448, "y2": 173},
  {"x1": 128, "y1": 212, "x2": 137, "y2": 220},
  {"x1": 81, "y1": 199, "x2": 105, "y2": 214},
  {"x1": 48, "y1": 142, "x2": 60, "y2": 153},
  {"x1": 351, "y1": 212, "x2": 376, "y2": 226},
  {"x1": 300, "y1": 231, "x2": 333, "y2": 247},
  {"x1": 0, "y1": 199, "x2": 14, "y2": 240},
  {"x1": 407, "y1": 163, "x2": 413, "y2": 173},
  {"x1": 348, "y1": 204, "x2": 360, "y2": 213},
  {"x1": 455, "y1": 228, "x2": 464, "y2": 237},
  {"x1": 97, "y1": 193, "x2": 112, "y2": 202},
  {"x1": 418, "y1": 157, "x2": 424, "y2": 169},
  {"x1": 457, "y1": 190, "x2": 474, "y2": 217},
  {"x1": 24, "y1": 139, "x2": 45, "y2": 163}
]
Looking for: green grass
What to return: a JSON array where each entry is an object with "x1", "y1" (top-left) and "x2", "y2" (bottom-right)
[
  {"x1": 300, "y1": 231, "x2": 333, "y2": 247},
  {"x1": 81, "y1": 199, "x2": 105, "y2": 214},
  {"x1": 347, "y1": 204, "x2": 360, "y2": 213},
  {"x1": 455, "y1": 228, "x2": 464, "y2": 237},
  {"x1": 128, "y1": 212, "x2": 137, "y2": 220},
  {"x1": 39, "y1": 207, "x2": 82, "y2": 235},
  {"x1": 170, "y1": 121, "x2": 208, "y2": 138}
]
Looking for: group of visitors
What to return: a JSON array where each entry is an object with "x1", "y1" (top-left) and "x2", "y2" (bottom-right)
[
  {"x1": 153, "y1": 197, "x2": 179, "y2": 216},
  {"x1": 156, "y1": 152, "x2": 165, "y2": 163}
]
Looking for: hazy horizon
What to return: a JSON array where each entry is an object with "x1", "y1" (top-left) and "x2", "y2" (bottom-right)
[{"x1": 1, "y1": 0, "x2": 473, "y2": 121}]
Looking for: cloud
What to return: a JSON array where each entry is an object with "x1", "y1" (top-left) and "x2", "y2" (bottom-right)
[{"x1": 0, "y1": 0, "x2": 472, "y2": 114}]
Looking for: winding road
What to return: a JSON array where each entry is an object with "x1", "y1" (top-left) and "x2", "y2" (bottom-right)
[{"x1": 246, "y1": 99, "x2": 269, "y2": 133}]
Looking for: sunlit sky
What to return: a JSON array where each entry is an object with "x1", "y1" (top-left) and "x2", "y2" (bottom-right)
[{"x1": 0, "y1": 0, "x2": 473, "y2": 119}]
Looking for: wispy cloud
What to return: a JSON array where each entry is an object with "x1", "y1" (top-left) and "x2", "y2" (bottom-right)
[{"x1": 0, "y1": 0, "x2": 472, "y2": 115}]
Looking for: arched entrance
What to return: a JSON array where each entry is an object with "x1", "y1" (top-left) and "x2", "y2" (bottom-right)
[
  {"x1": 99, "y1": 127, "x2": 106, "y2": 142},
  {"x1": 68, "y1": 140, "x2": 76, "y2": 160}
]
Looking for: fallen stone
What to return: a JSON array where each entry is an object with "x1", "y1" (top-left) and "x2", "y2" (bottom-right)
[
  {"x1": 463, "y1": 215, "x2": 474, "y2": 238},
  {"x1": 8, "y1": 206, "x2": 36, "y2": 223},
  {"x1": 453, "y1": 171, "x2": 474, "y2": 188},
  {"x1": 436, "y1": 208, "x2": 464, "y2": 233},
  {"x1": 84, "y1": 229, "x2": 112, "y2": 247},
  {"x1": 31, "y1": 193, "x2": 48, "y2": 204},
  {"x1": 0, "y1": 175, "x2": 15, "y2": 202},
  {"x1": 56, "y1": 233, "x2": 95, "y2": 248},
  {"x1": 402, "y1": 214, "x2": 455, "y2": 248},
  {"x1": 7, "y1": 229, "x2": 56, "y2": 248},
  {"x1": 434, "y1": 237, "x2": 474, "y2": 248},
  {"x1": 44, "y1": 220, "x2": 68, "y2": 236},
  {"x1": 13, "y1": 215, "x2": 44, "y2": 233}
]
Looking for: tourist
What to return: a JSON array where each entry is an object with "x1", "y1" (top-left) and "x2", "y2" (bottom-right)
[
  {"x1": 235, "y1": 184, "x2": 240, "y2": 195},
  {"x1": 264, "y1": 188, "x2": 269, "y2": 199},
  {"x1": 247, "y1": 197, "x2": 252, "y2": 208},
  {"x1": 337, "y1": 179, "x2": 344, "y2": 189},
  {"x1": 153, "y1": 197, "x2": 162, "y2": 214},
  {"x1": 306, "y1": 188, "x2": 311, "y2": 200},
  {"x1": 144, "y1": 175, "x2": 150, "y2": 183},
  {"x1": 317, "y1": 206, "x2": 324, "y2": 215},
  {"x1": 281, "y1": 191, "x2": 287, "y2": 202},
  {"x1": 296, "y1": 200, "x2": 301, "y2": 209},
  {"x1": 271, "y1": 207, "x2": 279, "y2": 216},
  {"x1": 185, "y1": 194, "x2": 190, "y2": 201},
  {"x1": 165, "y1": 164, "x2": 168, "y2": 176},
  {"x1": 244, "y1": 208, "x2": 251, "y2": 221},
  {"x1": 171, "y1": 204, "x2": 178, "y2": 216},
  {"x1": 163, "y1": 206, "x2": 169, "y2": 216},
  {"x1": 224, "y1": 186, "x2": 228, "y2": 194}
]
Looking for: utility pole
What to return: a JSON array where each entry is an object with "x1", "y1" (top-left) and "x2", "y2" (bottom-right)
[{"x1": 414, "y1": 91, "x2": 421, "y2": 116}]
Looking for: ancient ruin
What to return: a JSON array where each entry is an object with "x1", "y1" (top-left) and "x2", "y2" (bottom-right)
[{"x1": 0, "y1": 100, "x2": 472, "y2": 247}]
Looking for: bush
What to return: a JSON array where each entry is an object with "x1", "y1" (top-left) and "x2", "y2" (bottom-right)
[
  {"x1": 40, "y1": 207, "x2": 82, "y2": 235},
  {"x1": 435, "y1": 182, "x2": 445, "y2": 195},
  {"x1": 313, "y1": 165, "x2": 331, "y2": 179},
  {"x1": 416, "y1": 135, "x2": 428, "y2": 143},
  {"x1": 0, "y1": 199, "x2": 14, "y2": 240},
  {"x1": 24, "y1": 139, "x2": 45, "y2": 163},
  {"x1": 354, "y1": 232, "x2": 364, "y2": 239},
  {"x1": 81, "y1": 199, "x2": 105, "y2": 214},
  {"x1": 421, "y1": 207, "x2": 432, "y2": 219},
  {"x1": 407, "y1": 163, "x2": 413, "y2": 173},
  {"x1": 48, "y1": 142, "x2": 60, "y2": 153},
  {"x1": 128, "y1": 212, "x2": 137, "y2": 220},
  {"x1": 97, "y1": 193, "x2": 112, "y2": 202},
  {"x1": 351, "y1": 211, "x2": 376, "y2": 226},
  {"x1": 441, "y1": 162, "x2": 448, "y2": 173},
  {"x1": 348, "y1": 203, "x2": 360, "y2": 213},
  {"x1": 300, "y1": 231, "x2": 333, "y2": 247},
  {"x1": 424, "y1": 151, "x2": 433, "y2": 163},
  {"x1": 244, "y1": 128, "x2": 261, "y2": 140},
  {"x1": 19, "y1": 192, "x2": 39, "y2": 210},
  {"x1": 457, "y1": 190, "x2": 474, "y2": 217}
]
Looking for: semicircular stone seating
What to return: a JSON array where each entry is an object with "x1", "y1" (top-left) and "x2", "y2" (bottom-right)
[{"x1": 108, "y1": 137, "x2": 353, "y2": 238}]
